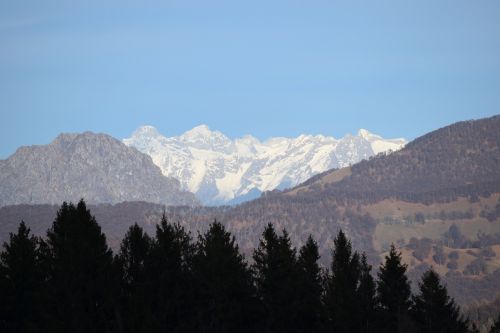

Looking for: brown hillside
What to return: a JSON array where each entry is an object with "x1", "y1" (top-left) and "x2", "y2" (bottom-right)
[{"x1": 286, "y1": 115, "x2": 500, "y2": 204}]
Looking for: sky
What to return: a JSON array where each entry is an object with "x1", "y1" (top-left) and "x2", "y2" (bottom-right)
[{"x1": 1, "y1": 0, "x2": 499, "y2": 158}]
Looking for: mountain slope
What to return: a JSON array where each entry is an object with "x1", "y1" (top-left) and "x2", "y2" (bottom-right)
[
  {"x1": 286, "y1": 115, "x2": 500, "y2": 204},
  {"x1": 0, "y1": 132, "x2": 199, "y2": 207},
  {"x1": 123, "y1": 125, "x2": 406, "y2": 204}
]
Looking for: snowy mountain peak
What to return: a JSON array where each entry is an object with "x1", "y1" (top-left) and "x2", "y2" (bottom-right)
[
  {"x1": 237, "y1": 134, "x2": 260, "y2": 144},
  {"x1": 179, "y1": 124, "x2": 232, "y2": 151},
  {"x1": 357, "y1": 128, "x2": 376, "y2": 139},
  {"x1": 181, "y1": 124, "x2": 213, "y2": 137},
  {"x1": 124, "y1": 125, "x2": 407, "y2": 205},
  {"x1": 132, "y1": 125, "x2": 161, "y2": 139}
]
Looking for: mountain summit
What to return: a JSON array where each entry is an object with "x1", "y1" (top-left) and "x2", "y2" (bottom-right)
[
  {"x1": 124, "y1": 126, "x2": 406, "y2": 204},
  {"x1": 0, "y1": 132, "x2": 199, "y2": 207}
]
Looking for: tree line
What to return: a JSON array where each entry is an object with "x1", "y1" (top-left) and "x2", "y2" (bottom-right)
[{"x1": 1, "y1": 200, "x2": 499, "y2": 333}]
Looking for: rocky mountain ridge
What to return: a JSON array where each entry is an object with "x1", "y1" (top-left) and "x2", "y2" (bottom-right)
[{"x1": 0, "y1": 132, "x2": 199, "y2": 207}]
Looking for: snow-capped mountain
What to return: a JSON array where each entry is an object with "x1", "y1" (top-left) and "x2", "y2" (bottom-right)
[{"x1": 123, "y1": 125, "x2": 406, "y2": 205}]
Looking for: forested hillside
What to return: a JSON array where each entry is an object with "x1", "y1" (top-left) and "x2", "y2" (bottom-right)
[
  {"x1": 288, "y1": 115, "x2": 500, "y2": 204},
  {"x1": 0, "y1": 201, "x2": 485, "y2": 332}
]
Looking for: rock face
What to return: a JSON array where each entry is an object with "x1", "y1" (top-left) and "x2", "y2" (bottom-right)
[
  {"x1": 124, "y1": 125, "x2": 406, "y2": 204},
  {"x1": 0, "y1": 132, "x2": 199, "y2": 207}
]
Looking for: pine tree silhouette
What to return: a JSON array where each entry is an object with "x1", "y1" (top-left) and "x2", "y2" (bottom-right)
[
  {"x1": 296, "y1": 235, "x2": 323, "y2": 332},
  {"x1": 0, "y1": 221, "x2": 44, "y2": 333},
  {"x1": 144, "y1": 214, "x2": 195, "y2": 332},
  {"x1": 117, "y1": 223, "x2": 152, "y2": 333},
  {"x1": 193, "y1": 221, "x2": 259, "y2": 332},
  {"x1": 43, "y1": 200, "x2": 118, "y2": 332},
  {"x1": 358, "y1": 253, "x2": 377, "y2": 333},
  {"x1": 411, "y1": 268, "x2": 468, "y2": 333},
  {"x1": 376, "y1": 244, "x2": 413, "y2": 333},
  {"x1": 253, "y1": 223, "x2": 301, "y2": 332},
  {"x1": 324, "y1": 229, "x2": 361, "y2": 333}
]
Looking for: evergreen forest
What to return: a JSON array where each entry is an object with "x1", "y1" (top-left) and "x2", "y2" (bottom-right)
[{"x1": 1, "y1": 200, "x2": 498, "y2": 333}]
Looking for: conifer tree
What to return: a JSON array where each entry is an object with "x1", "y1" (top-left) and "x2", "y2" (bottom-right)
[
  {"x1": 116, "y1": 223, "x2": 152, "y2": 333},
  {"x1": 0, "y1": 221, "x2": 44, "y2": 333},
  {"x1": 358, "y1": 253, "x2": 377, "y2": 333},
  {"x1": 253, "y1": 224, "x2": 300, "y2": 332},
  {"x1": 296, "y1": 235, "x2": 323, "y2": 332},
  {"x1": 118, "y1": 223, "x2": 151, "y2": 289},
  {"x1": 323, "y1": 229, "x2": 361, "y2": 333},
  {"x1": 193, "y1": 221, "x2": 259, "y2": 333},
  {"x1": 376, "y1": 244, "x2": 412, "y2": 333},
  {"x1": 411, "y1": 269, "x2": 468, "y2": 333},
  {"x1": 144, "y1": 214, "x2": 195, "y2": 332},
  {"x1": 43, "y1": 200, "x2": 118, "y2": 333}
]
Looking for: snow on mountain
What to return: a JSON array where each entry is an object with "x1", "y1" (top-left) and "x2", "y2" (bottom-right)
[
  {"x1": 357, "y1": 129, "x2": 406, "y2": 154},
  {"x1": 123, "y1": 125, "x2": 406, "y2": 205}
]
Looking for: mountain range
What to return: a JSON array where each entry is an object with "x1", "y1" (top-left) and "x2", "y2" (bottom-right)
[
  {"x1": 123, "y1": 125, "x2": 406, "y2": 204},
  {"x1": 1, "y1": 115, "x2": 500, "y2": 324},
  {"x1": 0, "y1": 115, "x2": 499, "y2": 331}
]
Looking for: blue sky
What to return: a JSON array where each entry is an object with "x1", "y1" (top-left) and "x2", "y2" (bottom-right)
[{"x1": 1, "y1": 0, "x2": 499, "y2": 158}]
